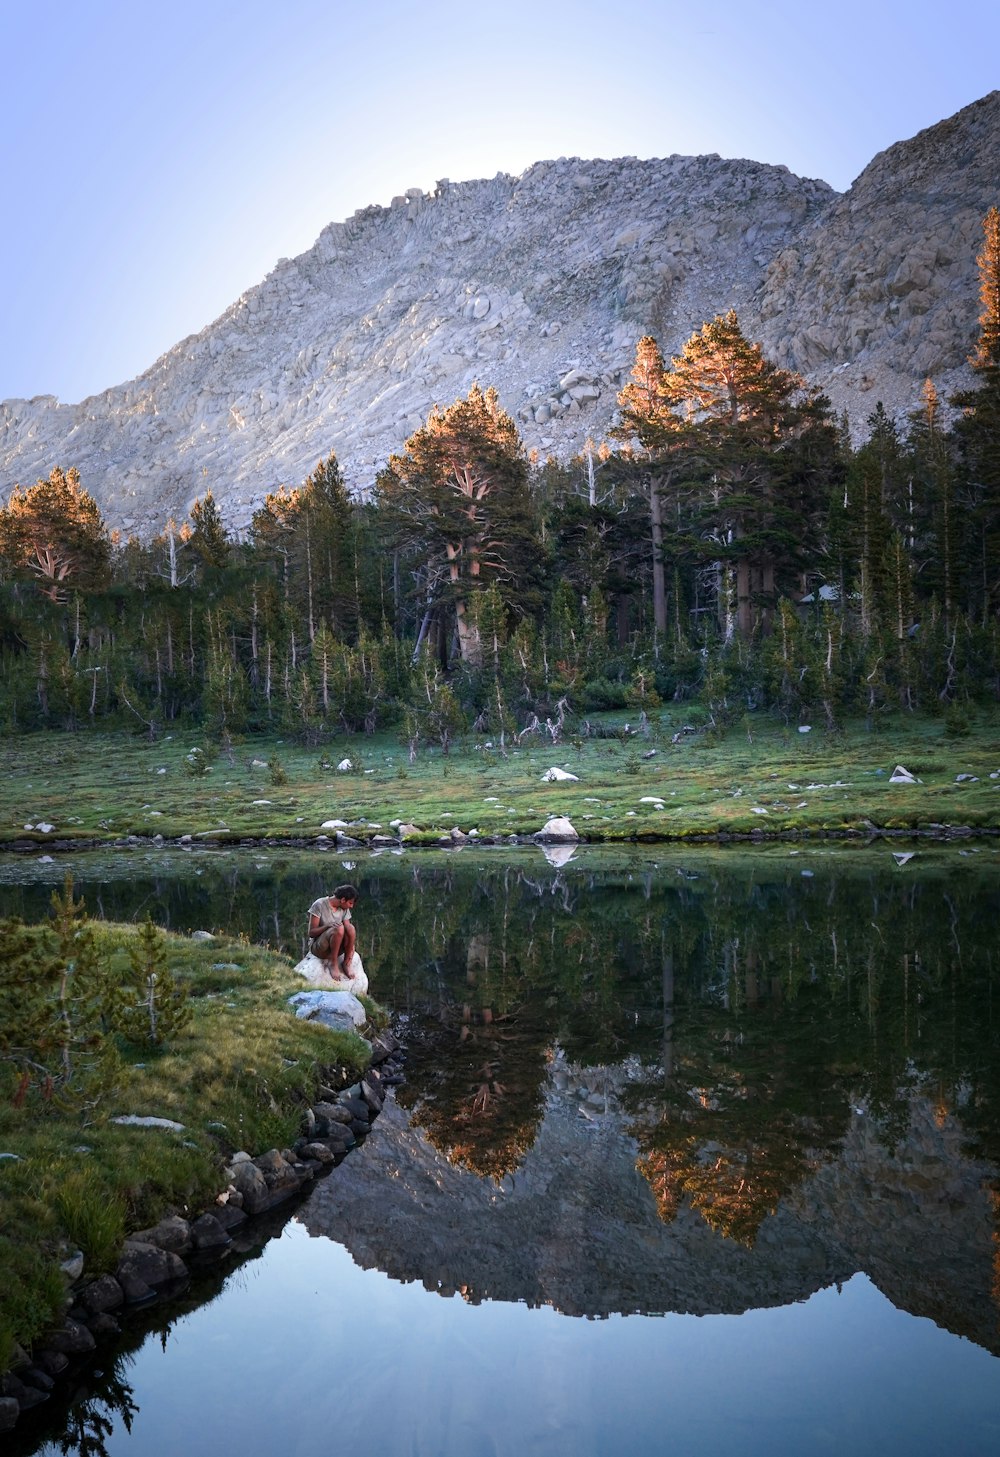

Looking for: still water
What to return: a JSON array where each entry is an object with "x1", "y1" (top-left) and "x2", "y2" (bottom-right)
[{"x1": 3, "y1": 842, "x2": 1000, "y2": 1456}]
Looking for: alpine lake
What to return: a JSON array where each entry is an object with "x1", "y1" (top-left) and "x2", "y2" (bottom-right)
[{"x1": 2, "y1": 838, "x2": 999, "y2": 1457}]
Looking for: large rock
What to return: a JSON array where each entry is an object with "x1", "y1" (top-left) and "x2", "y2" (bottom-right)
[
  {"x1": 41, "y1": 1320, "x2": 95, "y2": 1356},
  {"x1": 116, "y1": 1242, "x2": 188, "y2": 1303},
  {"x1": 78, "y1": 1274, "x2": 125, "y2": 1314},
  {"x1": 228, "y1": 1159, "x2": 270, "y2": 1214},
  {"x1": 293, "y1": 951, "x2": 369, "y2": 995},
  {"x1": 289, "y1": 988, "x2": 368, "y2": 1033},
  {"x1": 131, "y1": 1215, "x2": 191, "y2": 1253},
  {"x1": 534, "y1": 816, "x2": 580, "y2": 843},
  {"x1": 189, "y1": 1213, "x2": 232, "y2": 1250}
]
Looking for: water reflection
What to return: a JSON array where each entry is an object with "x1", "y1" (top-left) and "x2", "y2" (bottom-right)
[{"x1": 4, "y1": 844, "x2": 1000, "y2": 1453}]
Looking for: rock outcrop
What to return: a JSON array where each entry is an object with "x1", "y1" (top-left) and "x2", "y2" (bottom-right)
[
  {"x1": 756, "y1": 92, "x2": 1000, "y2": 417},
  {"x1": 1, "y1": 93, "x2": 997, "y2": 533}
]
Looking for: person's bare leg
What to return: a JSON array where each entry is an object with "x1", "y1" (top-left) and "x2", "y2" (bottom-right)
[
  {"x1": 341, "y1": 922, "x2": 357, "y2": 977},
  {"x1": 327, "y1": 924, "x2": 346, "y2": 980}
]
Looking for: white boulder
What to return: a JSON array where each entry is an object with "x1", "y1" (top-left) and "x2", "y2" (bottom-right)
[
  {"x1": 293, "y1": 950, "x2": 369, "y2": 996},
  {"x1": 113, "y1": 1115, "x2": 186, "y2": 1131},
  {"x1": 889, "y1": 765, "x2": 919, "y2": 784},
  {"x1": 535, "y1": 816, "x2": 580, "y2": 842}
]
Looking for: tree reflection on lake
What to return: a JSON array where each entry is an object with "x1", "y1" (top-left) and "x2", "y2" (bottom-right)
[{"x1": 3, "y1": 842, "x2": 1000, "y2": 1457}]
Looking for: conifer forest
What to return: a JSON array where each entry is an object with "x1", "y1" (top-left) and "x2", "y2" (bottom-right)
[{"x1": 2, "y1": 210, "x2": 998, "y2": 747}]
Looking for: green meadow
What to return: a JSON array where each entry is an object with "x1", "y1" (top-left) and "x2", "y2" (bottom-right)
[
  {"x1": 0, "y1": 921, "x2": 374, "y2": 1370},
  {"x1": 2, "y1": 712, "x2": 998, "y2": 848}
]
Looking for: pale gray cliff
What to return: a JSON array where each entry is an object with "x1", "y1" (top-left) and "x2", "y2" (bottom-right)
[{"x1": 2, "y1": 93, "x2": 997, "y2": 534}]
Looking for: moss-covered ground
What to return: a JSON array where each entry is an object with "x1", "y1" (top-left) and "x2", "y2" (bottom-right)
[
  {"x1": 0, "y1": 923, "x2": 374, "y2": 1369},
  {"x1": 1, "y1": 710, "x2": 998, "y2": 848}
]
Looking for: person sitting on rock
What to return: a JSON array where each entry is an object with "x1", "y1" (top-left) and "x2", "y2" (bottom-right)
[{"x1": 307, "y1": 884, "x2": 359, "y2": 983}]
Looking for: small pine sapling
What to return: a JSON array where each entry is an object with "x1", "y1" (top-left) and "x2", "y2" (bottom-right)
[
  {"x1": 116, "y1": 918, "x2": 191, "y2": 1048},
  {"x1": 0, "y1": 917, "x2": 49, "y2": 1102},
  {"x1": 48, "y1": 875, "x2": 120, "y2": 1100}
]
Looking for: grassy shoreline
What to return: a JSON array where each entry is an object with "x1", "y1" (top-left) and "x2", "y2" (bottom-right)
[
  {"x1": 0, "y1": 922, "x2": 377, "y2": 1371},
  {"x1": 2, "y1": 714, "x2": 999, "y2": 850}
]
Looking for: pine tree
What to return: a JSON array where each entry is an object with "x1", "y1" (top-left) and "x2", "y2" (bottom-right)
[
  {"x1": 115, "y1": 919, "x2": 191, "y2": 1048},
  {"x1": 615, "y1": 336, "x2": 687, "y2": 638},
  {"x1": 0, "y1": 466, "x2": 111, "y2": 600},
  {"x1": 0, "y1": 918, "x2": 49, "y2": 1101},
  {"x1": 38, "y1": 876, "x2": 120, "y2": 1107},
  {"x1": 655, "y1": 312, "x2": 841, "y2": 638},
  {"x1": 905, "y1": 380, "x2": 958, "y2": 622},
  {"x1": 376, "y1": 385, "x2": 544, "y2": 666},
  {"x1": 249, "y1": 454, "x2": 368, "y2": 641},
  {"x1": 188, "y1": 491, "x2": 231, "y2": 570},
  {"x1": 951, "y1": 206, "x2": 1000, "y2": 619}
]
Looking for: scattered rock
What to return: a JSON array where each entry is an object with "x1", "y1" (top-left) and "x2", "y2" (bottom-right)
[
  {"x1": 534, "y1": 816, "x2": 580, "y2": 843},
  {"x1": 112, "y1": 1115, "x2": 186, "y2": 1132},
  {"x1": 889, "y1": 765, "x2": 919, "y2": 784},
  {"x1": 59, "y1": 1252, "x2": 85, "y2": 1282}
]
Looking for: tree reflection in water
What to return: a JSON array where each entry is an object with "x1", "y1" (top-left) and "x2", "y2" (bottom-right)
[
  {"x1": 53, "y1": 1356, "x2": 139, "y2": 1457},
  {"x1": 4, "y1": 848, "x2": 998, "y2": 1304},
  {"x1": 372, "y1": 853, "x2": 1000, "y2": 1260}
]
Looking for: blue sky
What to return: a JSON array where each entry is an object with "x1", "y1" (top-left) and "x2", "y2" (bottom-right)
[{"x1": 2, "y1": 0, "x2": 997, "y2": 404}]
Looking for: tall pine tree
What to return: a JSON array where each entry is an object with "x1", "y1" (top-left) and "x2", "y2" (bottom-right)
[{"x1": 951, "y1": 206, "x2": 1000, "y2": 620}]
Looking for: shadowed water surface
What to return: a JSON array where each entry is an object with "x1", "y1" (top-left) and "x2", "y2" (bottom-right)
[{"x1": 4, "y1": 843, "x2": 1000, "y2": 1455}]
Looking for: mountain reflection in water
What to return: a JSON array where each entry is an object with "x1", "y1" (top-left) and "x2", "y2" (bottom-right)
[
  {"x1": 305, "y1": 1064, "x2": 997, "y2": 1350},
  {"x1": 5, "y1": 845, "x2": 1000, "y2": 1455}
]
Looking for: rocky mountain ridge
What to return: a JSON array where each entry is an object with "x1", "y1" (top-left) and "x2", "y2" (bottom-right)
[
  {"x1": 1, "y1": 92, "x2": 997, "y2": 534},
  {"x1": 305, "y1": 1061, "x2": 999, "y2": 1352}
]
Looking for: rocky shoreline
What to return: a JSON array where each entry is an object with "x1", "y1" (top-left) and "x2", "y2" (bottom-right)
[
  {"x1": 0, "y1": 822, "x2": 996, "y2": 858},
  {"x1": 0, "y1": 1025, "x2": 403, "y2": 1435}
]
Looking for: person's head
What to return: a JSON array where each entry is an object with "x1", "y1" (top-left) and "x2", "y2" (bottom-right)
[{"x1": 333, "y1": 883, "x2": 358, "y2": 907}]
